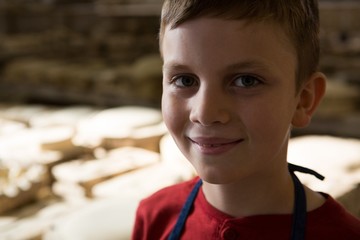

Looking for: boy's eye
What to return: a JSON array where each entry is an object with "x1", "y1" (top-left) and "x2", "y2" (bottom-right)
[
  {"x1": 233, "y1": 75, "x2": 261, "y2": 88},
  {"x1": 172, "y1": 75, "x2": 197, "y2": 87}
]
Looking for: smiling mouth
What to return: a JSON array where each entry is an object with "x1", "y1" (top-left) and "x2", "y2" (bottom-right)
[
  {"x1": 189, "y1": 138, "x2": 243, "y2": 146},
  {"x1": 188, "y1": 137, "x2": 244, "y2": 154},
  {"x1": 194, "y1": 142, "x2": 239, "y2": 148}
]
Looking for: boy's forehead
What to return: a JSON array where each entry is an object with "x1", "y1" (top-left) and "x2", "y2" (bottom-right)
[
  {"x1": 162, "y1": 17, "x2": 296, "y2": 58},
  {"x1": 162, "y1": 17, "x2": 297, "y2": 81},
  {"x1": 163, "y1": 17, "x2": 293, "y2": 47}
]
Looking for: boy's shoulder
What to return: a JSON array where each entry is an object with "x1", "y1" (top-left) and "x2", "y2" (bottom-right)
[
  {"x1": 137, "y1": 176, "x2": 200, "y2": 217},
  {"x1": 132, "y1": 177, "x2": 200, "y2": 239},
  {"x1": 308, "y1": 194, "x2": 360, "y2": 237}
]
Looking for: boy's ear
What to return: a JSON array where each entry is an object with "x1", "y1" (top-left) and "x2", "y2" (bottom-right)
[{"x1": 292, "y1": 72, "x2": 327, "y2": 128}]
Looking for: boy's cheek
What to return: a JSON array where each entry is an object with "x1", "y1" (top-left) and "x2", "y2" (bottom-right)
[{"x1": 162, "y1": 97, "x2": 181, "y2": 131}]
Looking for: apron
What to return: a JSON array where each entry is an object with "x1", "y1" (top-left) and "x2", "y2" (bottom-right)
[{"x1": 168, "y1": 163, "x2": 325, "y2": 240}]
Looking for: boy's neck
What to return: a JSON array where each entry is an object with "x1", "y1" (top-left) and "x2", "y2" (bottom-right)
[{"x1": 201, "y1": 166, "x2": 325, "y2": 217}]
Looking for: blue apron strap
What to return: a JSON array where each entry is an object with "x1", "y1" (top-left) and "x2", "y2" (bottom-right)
[
  {"x1": 290, "y1": 170, "x2": 307, "y2": 240},
  {"x1": 288, "y1": 163, "x2": 325, "y2": 240},
  {"x1": 288, "y1": 163, "x2": 325, "y2": 181},
  {"x1": 168, "y1": 179, "x2": 203, "y2": 240}
]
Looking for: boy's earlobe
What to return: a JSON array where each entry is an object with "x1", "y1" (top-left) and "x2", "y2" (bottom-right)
[{"x1": 292, "y1": 72, "x2": 327, "y2": 128}]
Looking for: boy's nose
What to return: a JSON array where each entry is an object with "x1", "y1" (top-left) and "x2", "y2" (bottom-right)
[{"x1": 189, "y1": 88, "x2": 231, "y2": 126}]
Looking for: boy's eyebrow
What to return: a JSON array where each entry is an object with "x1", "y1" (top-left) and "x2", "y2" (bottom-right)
[
  {"x1": 163, "y1": 60, "x2": 271, "y2": 72},
  {"x1": 162, "y1": 62, "x2": 190, "y2": 72}
]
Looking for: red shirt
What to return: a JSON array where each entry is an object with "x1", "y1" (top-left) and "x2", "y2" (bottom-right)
[{"x1": 132, "y1": 177, "x2": 360, "y2": 240}]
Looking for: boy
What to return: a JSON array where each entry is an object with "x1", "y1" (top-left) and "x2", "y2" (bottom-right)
[{"x1": 132, "y1": 0, "x2": 360, "y2": 239}]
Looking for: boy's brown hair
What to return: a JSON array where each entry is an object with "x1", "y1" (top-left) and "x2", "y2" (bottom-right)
[{"x1": 159, "y1": 0, "x2": 320, "y2": 92}]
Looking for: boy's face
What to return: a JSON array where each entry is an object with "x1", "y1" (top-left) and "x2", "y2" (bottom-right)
[{"x1": 161, "y1": 18, "x2": 302, "y2": 184}]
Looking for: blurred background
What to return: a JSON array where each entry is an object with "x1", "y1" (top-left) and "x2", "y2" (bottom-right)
[{"x1": 0, "y1": 0, "x2": 359, "y2": 239}]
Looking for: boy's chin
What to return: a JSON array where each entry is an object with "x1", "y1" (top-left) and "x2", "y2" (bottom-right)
[{"x1": 198, "y1": 172, "x2": 243, "y2": 185}]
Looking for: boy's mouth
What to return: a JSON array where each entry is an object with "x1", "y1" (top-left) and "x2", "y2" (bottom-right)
[{"x1": 187, "y1": 137, "x2": 244, "y2": 155}]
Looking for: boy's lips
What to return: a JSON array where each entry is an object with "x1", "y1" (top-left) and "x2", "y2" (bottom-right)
[{"x1": 187, "y1": 137, "x2": 244, "y2": 155}]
